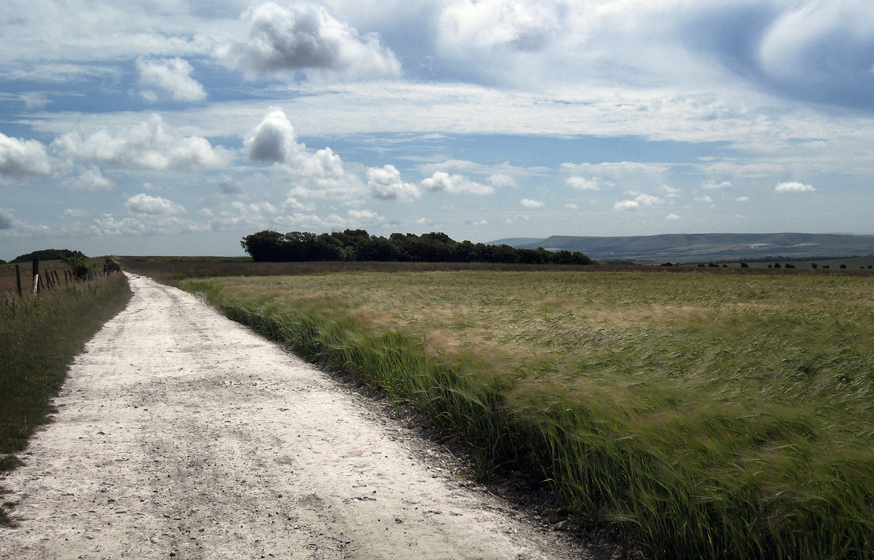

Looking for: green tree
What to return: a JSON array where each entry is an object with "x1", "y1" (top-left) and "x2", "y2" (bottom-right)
[
  {"x1": 60, "y1": 253, "x2": 92, "y2": 280},
  {"x1": 315, "y1": 233, "x2": 345, "y2": 261},
  {"x1": 355, "y1": 236, "x2": 400, "y2": 261},
  {"x1": 104, "y1": 257, "x2": 122, "y2": 273},
  {"x1": 240, "y1": 230, "x2": 285, "y2": 261}
]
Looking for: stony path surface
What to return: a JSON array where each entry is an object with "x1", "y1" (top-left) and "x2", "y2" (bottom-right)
[{"x1": 1, "y1": 274, "x2": 594, "y2": 559}]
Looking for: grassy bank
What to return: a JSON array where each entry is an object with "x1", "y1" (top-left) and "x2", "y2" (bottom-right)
[
  {"x1": 0, "y1": 273, "x2": 132, "y2": 525},
  {"x1": 180, "y1": 269, "x2": 874, "y2": 560}
]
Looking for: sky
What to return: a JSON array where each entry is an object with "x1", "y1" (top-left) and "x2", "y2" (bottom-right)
[{"x1": 2, "y1": 0, "x2": 874, "y2": 260}]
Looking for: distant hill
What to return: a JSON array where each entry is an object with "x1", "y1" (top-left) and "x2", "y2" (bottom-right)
[
  {"x1": 11, "y1": 249, "x2": 88, "y2": 264},
  {"x1": 489, "y1": 233, "x2": 874, "y2": 263}
]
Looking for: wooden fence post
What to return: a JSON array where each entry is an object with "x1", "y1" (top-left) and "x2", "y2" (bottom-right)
[
  {"x1": 16, "y1": 264, "x2": 22, "y2": 296},
  {"x1": 32, "y1": 258, "x2": 40, "y2": 295}
]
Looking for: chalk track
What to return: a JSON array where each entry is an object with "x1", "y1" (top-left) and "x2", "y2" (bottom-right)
[{"x1": 2, "y1": 274, "x2": 598, "y2": 559}]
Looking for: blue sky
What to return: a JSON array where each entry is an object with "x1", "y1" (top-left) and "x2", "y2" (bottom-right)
[{"x1": 2, "y1": 0, "x2": 874, "y2": 260}]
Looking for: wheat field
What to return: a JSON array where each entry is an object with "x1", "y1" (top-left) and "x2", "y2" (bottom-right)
[{"x1": 178, "y1": 267, "x2": 874, "y2": 559}]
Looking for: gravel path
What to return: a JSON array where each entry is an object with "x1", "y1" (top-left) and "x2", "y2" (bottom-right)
[{"x1": 1, "y1": 274, "x2": 595, "y2": 559}]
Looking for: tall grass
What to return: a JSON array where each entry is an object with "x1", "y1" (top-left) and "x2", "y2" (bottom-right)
[
  {"x1": 180, "y1": 270, "x2": 874, "y2": 559},
  {"x1": 0, "y1": 274, "x2": 131, "y2": 525}
]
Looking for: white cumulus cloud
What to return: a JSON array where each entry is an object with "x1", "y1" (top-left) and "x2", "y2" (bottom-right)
[
  {"x1": 488, "y1": 173, "x2": 518, "y2": 188},
  {"x1": 0, "y1": 133, "x2": 52, "y2": 179},
  {"x1": 367, "y1": 164, "x2": 420, "y2": 201},
  {"x1": 613, "y1": 200, "x2": 640, "y2": 212},
  {"x1": 439, "y1": 0, "x2": 565, "y2": 53},
  {"x1": 421, "y1": 171, "x2": 494, "y2": 195},
  {"x1": 775, "y1": 181, "x2": 815, "y2": 193},
  {"x1": 287, "y1": 146, "x2": 365, "y2": 199},
  {"x1": 613, "y1": 192, "x2": 664, "y2": 211},
  {"x1": 567, "y1": 176, "x2": 603, "y2": 191},
  {"x1": 244, "y1": 107, "x2": 366, "y2": 200},
  {"x1": 125, "y1": 193, "x2": 186, "y2": 216},
  {"x1": 521, "y1": 198, "x2": 544, "y2": 208},
  {"x1": 634, "y1": 193, "x2": 664, "y2": 206},
  {"x1": 245, "y1": 107, "x2": 299, "y2": 163},
  {"x1": 348, "y1": 208, "x2": 383, "y2": 222},
  {"x1": 137, "y1": 58, "x2": 207, "y2": 102},
  {"x1": 53, "y1": 115, "x2": 230, "y2": 171},
  {"x1": 222, "y1": 2, "x2": 402, "y2": 81},
  {"x1": 64, "y1": 165, "x2": 116, "y2": 192}
]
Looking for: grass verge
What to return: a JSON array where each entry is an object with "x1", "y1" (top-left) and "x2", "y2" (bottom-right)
[
  {"x1": 0, "y1": 273, "x2": 132, "y2": 525},
  {"x1": 179, "y1": 269, "x2": 874, "y2": 560}
]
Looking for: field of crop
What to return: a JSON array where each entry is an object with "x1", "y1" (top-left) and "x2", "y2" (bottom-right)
[{"x1": 173, "y1": 265, "x2": 874, "y2": 560}]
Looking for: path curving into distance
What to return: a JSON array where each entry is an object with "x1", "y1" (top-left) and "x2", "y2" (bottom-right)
[{"x1": 1, "y1": 274, "x2": 596, "y2": 559}]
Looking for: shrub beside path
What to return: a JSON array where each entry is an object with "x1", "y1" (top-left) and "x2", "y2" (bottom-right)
[{"x1": 1, "y1": 274, "x2": 595, "y2": 559}]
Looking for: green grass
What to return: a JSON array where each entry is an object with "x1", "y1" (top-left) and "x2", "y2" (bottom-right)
[
  {"x1": 170, "y1": 266, "x2": 874, "y2": 560},
  {"x1": 0, "y1": 273, "x2": 132, "y2": 525}
]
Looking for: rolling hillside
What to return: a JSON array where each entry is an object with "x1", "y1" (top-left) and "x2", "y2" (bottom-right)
[{"x1": 491, "y1": 233, "x2": 874, "y2": 263}]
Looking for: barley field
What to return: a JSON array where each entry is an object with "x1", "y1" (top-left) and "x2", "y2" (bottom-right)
[{"x1": 178, "y1": 267, "x2": 874, "y2": 559}]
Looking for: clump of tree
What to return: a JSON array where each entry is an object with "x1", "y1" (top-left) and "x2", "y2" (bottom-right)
[
  {"x1": 104, "y1": 257, "x2": 122, "y2": 273},
  {"x1": 11, "y1": 249, "x2": 87, "y2": 264},
  {"x1": 59, "y1": 254, "x2": 93, "y2": 280},
  {"x1": 241, "y1": 229, "x2": 595, "y2": 265}
]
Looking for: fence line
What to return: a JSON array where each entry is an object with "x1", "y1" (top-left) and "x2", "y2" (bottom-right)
[{"x1": 5, "y1": 257, "x2": 119, "y2": 301}]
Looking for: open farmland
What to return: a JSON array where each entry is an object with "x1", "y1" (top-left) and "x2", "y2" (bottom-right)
[{"x1": 179, "y1": 267, "x2": 874, "y2": 560}]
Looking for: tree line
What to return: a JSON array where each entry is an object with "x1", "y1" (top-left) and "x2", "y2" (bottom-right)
[
  {"x1": 10, "y1": 249, "x2": 87, "y2": 264},
  {"x1": 240, "y1": 229, "x2": 594, "y2": 265}
]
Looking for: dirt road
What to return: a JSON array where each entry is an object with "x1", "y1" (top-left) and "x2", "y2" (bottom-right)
[{"x1": 1, "y1": 274, "x2": 596, "y2": 559}]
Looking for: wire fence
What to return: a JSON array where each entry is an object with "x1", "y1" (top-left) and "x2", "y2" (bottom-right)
[{"x1": 1, "y1": 258, "x2": 121, "y2": 302}]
